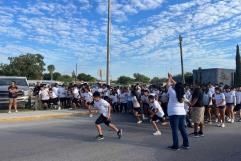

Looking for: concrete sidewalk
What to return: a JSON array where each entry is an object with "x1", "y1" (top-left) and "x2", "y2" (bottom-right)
[{"x1": 0, "y1": 109, "x2": 92, "y2": 122}]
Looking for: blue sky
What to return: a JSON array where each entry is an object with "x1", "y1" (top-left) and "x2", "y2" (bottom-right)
[{"x1": 0, "y1": 0, "x2": 241, "y2": 80}]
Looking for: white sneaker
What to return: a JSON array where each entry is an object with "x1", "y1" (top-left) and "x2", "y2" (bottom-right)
[
  {"x1": 231, "y1": 119, "x2": 235, "y2": 123},
  {"x1": 8, "y1": 111, "x2": 11, "y2": 114},
  {"x1": 221, "y1": 123, "x2": 225, "y2": 128},
  {"x1": 137, "y1": 120, "x2": 143, "y2": 124},
  {"x1": 58, "y1": 107, "x2": 61, "y2": 110},
  {"x1": 15, "y1": 110, "x2": 18, "y2": 113},
  {"x1": 227, "y1": 119, "x2": 232, "y2": 123},
  {"x1": 153, "y1": 131, "x2": 162, "y2": 136},
  {"x1": 89, "y1": 114, "x2": 93, "y2": 118}
]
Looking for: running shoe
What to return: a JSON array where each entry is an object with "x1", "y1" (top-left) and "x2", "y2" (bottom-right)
[
  {"x1": 117, "y1": 129, "x2": 123, "y2": 139},
  {"x1": 153, "y1": 131, "x2": 162, "y2": 136}
]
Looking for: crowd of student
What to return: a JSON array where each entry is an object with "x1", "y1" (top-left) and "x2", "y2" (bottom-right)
[{"x1": 29, "y1": 74, "x2": 241, "y2": 150}]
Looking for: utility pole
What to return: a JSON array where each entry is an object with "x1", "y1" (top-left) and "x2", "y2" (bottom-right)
[
  {"x1": 179, "y1": 35, "x2": 185, "y2": 84},
  {"x1": 75, "y1": 63, "x2": 77, "y2": 83},
  {"x1": 106, "y1": 0, "x2": 111, "y2": 85}
]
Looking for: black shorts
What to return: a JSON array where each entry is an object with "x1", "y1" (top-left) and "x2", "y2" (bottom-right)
[
  {"x1": 41, "y1": 100, "x2": 49, "y2": 104},
  {"x1": 50, "y1": 98, "x2": 58, "y2": 105},
  {"x1": 59, "y1": 98, "x2": 66, "y2": 102},
  {"x1": 226, "y1": 103, "x2": 234, "y2": 106},
  {"x1": 217, "y1": 106, "x2": 226, "y2": 109},
  {"x1": 152, "y1": 115, "x2": 164, "y2": 122},
  {"x1": 95, "y1": 114, "x2": 111, "y2": 126},
  {"x1": 133, "y1": 107, "x2": 142, "y2": 114},
  {"x1": 72, "y1": 98, "x2": 79, "y2": 104}
]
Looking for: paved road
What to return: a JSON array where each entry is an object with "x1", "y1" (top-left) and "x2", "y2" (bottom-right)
[{"x1": 0, "y1": 114, "x2": 240, "y2": 161}]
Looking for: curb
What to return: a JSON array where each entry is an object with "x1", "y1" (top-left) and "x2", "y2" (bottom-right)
[{"x1": 0, "y1": 111, "x2": 93, "y2": 123}]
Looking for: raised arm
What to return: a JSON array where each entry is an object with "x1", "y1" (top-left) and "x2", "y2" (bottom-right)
[{"x1": 166, "y1": 73, "x2": 176, "y2": 89}]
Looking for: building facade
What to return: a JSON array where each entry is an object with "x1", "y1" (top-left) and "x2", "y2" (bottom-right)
[{"x1": 193, "y1": 68, "x2": 235, "y2": 86}]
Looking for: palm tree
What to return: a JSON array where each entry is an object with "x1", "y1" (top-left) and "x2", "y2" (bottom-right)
[{"x1": 47, "y1": 65, "x2": 55, "y2": 81}]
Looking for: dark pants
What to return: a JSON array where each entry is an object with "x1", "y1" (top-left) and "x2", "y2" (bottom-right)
[
  {"x1": 169, "y1": 115, "x2": 189, "y2": 148},
  {"x1": 120, "y1": 103, "x2": 128, "y2": 113},
  {"x1": 186, "y1": 112, "x2": 192, "y2": 127}
]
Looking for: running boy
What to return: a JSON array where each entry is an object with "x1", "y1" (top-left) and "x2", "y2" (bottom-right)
[
  {"x1": 92, "y1": 91, "x2": 123, "y2": 141},
  {"x1": 148, "y1": 95, "x2": 165, "y2": 136}
]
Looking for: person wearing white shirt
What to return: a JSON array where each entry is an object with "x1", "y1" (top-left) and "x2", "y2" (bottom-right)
[
  {"x1": 132, "y1": 91, "x2": 142, "y2": 124},
  {"x1": 39, "y1": 86, "x2": 49, "y2": 109},
  {"x1": 83, "y1": 86, "x2": 93, "y2": 117},
  {"x1": 224, "y1": 87, "x2": 236, "y2": 123},
  {"x1": 110, "y1": 90, "x2": 119, "y2": 112},
  {"x1": 58, "y1": 85, "x2": 67, "y2": 109},
  {"x1": 141, "y1": 90, "x2": 150, "y2": 120},
  {"x1": 119, "y1": 89, "x2": 128, "y2": 113},
  {"x1": 127, "y1": 89, "x2": 133, "y2": 113},
  {"x1": 148, "y1": 95, "x2": 165, "y2": 136},
  {"x1": 166, "y1": 73, "x2": 189, "y2": 150},
  {"x1": 236, "y1": 87, "x2": 241, "y2": 122},
  {"x1": 214, "y1": 87, "x2": 226, "y2": 127},
  {"x1": 72, "y1": 85, "x2": 80, "y2": 109},
  {"x1": 203, "y1": 87, "x2": 213, "y2": 123},
  {"x1": 49, "y1": 88, "x2": 59, "y2": 109},
  {"x1": 92, "y1": 91, "x2": 122, "y2": 141}
]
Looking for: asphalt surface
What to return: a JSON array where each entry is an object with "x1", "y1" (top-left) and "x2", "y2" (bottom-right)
[{"x1": 0, "y1": 114, "x2": 240, "y2": 161}]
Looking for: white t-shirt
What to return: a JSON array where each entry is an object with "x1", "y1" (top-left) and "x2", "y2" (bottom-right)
[
  {"x1": 225, "y1": 91, "x2": 236, "y2": 104},
  {"x1": 150, "y1": 100, "x2": 164, "y2": 117},
  {"x1": 209, "y1": 86, "x2": 215, "y2": 95},
  {"x1": 110, "y1": 94, "x2": 118, "y2": 103},
  {"x1": 52, "y1": 87, "x2": 59, "y2": 97},
  {"x1": 141, "y1": 95, "x2": 149, "y2": 104},
  {"x1": 58, "y1": 87, "x2": 66, "y2": 98},
  {"x1": 83, "y1": 92, "x2": 93, "y2": 102},
  {"x1": 94, "y1": 99, "x2": 110, "y2": 117},
  {"x1": 167, "y1": 87, "x2": 186, "y2": 116},
  {"x1": 214, "y1": 93, "x2": 226, "y2": 107},
  {"x1": 120, "y1": 93, "x2": 128, "y2": 103},
  {"x1": 203, "y1": 91, "x2": 213, "y2": 106},
  {"x1": 73, "y1": 88, "x2": 79, "y2": 99},
  {"x1": 236, "y1": 91, "x2": 241, "y2": 104},
  {"x1": 39, "y1": 89, "x2": 49, "y2": 100},
  {"x1": 50, "y1": 91, "x2": 58, "y2": 99},
  {"x1": 160, "y1": 92, "x2": 168, "y2": 103},
  {"x1": 132, "y1": 96, "x2": 140, "y2": 108}
]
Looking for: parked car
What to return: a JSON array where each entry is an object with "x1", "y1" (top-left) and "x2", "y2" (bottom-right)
[{"x1": 0, "y1": 76, "x2": 33, "y2": 109}]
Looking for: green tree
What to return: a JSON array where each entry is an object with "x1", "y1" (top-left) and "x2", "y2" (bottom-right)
[
  {"x1": 117, "y1": 76, "x2": 134, "y2": 85},
  {"x1": 77, "y1": 73, "x2": 96, "y2": 82},
  {"x1": 150, "y1": 77, "x2": 165, "y2": 87},
  {"x1": 133, "y1": 73, "x2": 150, "y2": 84},
  {"x1": 0, "y1": 53, "x2": 45, "y2": 79},
  {"x1": 47, "y1": 65, "x2": 55, "y2": 81},
  {"x1": 43, "y1": 73, "x2": 51, "y2": 80},
  {"x1": 53, "y1": 72, "x2": 62, "y2": 80},
  {"x1": 60, "y1": 75, "x2": 73, "y2": 83},
  {"x1": 235, "y1": 44, "x2": 241, "y2": 86}
]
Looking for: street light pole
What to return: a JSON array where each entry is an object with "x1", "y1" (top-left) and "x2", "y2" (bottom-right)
[
  {"x1": 179, "y1": 35, "x2": 185, "y2": 84},
  {"x1": 75, "y1": 63, "x2": 77, "y2": 83},
  {"x1": 106, "y1": 0, "x2": 111, "y2": 85}
]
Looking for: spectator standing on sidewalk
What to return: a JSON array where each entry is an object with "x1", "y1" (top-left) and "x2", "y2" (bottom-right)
[
  {"x1": 33, "y1": 82, "x2": 41, "y2": 110},
  {"x1": 8, "y1": 81, "x2": 18, "y2": 113},
  {"x1": 190, "y1": 87, "x2": 205, "y2": 137}
]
